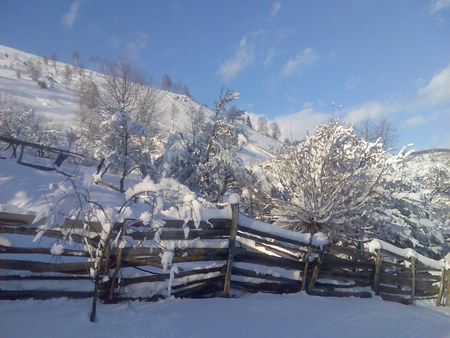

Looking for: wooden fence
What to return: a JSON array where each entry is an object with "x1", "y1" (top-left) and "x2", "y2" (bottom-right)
[{"x1": 0, "y1": 208, "x2": 448, "y2": 307}]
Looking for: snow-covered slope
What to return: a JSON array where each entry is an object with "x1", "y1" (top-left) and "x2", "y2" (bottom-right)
[{"x1": 0, "y1": 44, "x2": 280, "y2": 165}]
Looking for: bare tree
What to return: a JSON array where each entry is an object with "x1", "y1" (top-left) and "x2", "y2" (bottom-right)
[
  {"x1": 76, "y1": 80, "x2": 101, "y2": 132},
  {"x1": 162, "y1": 74, "x2": 172, "y2": 91},
  {"x1": 356, "y1": 117, "x2": 398, "y2": 150},
  {"x1": 72, "y1": 51, "x2": 80, "y2": 67}
]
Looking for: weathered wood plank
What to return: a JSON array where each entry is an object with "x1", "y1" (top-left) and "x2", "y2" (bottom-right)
[
  {"x1": 0, "y1": 290, "x2": 94, "y2": 300},
  {"x1": 308, "y1": 289, "x2": 372, "y2": 298},
  {"x1": 121, "y1": 266, "x2": 225, "y2": 286},
  {"x1": 223, "y1": 203, "x2": 239, "y2": 297},
  {"x1": 0, "y1": 259, "x2": 93, "y2": 274},
  {"x1": 0, "y1": 246, "x2": 89, "y2": 257},
  {"x1": 237, "y1": 225, "x2": 310, "y2": 248},
  {"x1": 234, "y1": 250, "x2": 301, "y2": 270}
]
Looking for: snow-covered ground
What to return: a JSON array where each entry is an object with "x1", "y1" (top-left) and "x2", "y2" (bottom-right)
[
  {"x1": 0, "y1": 44, "x2": 280, "y2": 166},
  {"x1": 1, "y1": 293, "x2": 449, "y2": 338}
]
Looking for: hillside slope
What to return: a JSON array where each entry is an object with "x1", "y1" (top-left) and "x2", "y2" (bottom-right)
[{"x1": 0, "y1": 44, "x2": 280, "y2": 166}]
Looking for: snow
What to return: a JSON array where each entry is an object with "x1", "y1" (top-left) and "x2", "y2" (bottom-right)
[
  {"x1": 0, "y1": 294, "x2": 449, "y2": 338},
  {"x1": 365, "y1": 239, "x2": 443, "y2": 270},
  {"x1": 228, "y1": 193, "x2": 240, "y2": 205},
  {"x1": 311, "y1": 232, "x2": 328, "y2": 249},
  {"x1": 238, "y1": 214, "x2": 311, "y2": 245}
]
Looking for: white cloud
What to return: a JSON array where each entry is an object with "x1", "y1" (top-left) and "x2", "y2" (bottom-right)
[
  {"x1": 218, "y1": 36, "x2": 254, "y2": 81},
  {"x1": 416, "y1": 64, "x2": 450, "y2": 105},
  {"x1": 271, "y1": 2, "x2": 281, "y2": 17},
  {"x1": 282, "y1": 48, "x2": 318, "y2": 77},
  {"x1": 404, "y1": 116, "x2": 427, "y2": 128},
  {"x1": 127, "y1": 33, "x2": 149, "y2": 60},
  {"x1": 274, "y1": 108, "x2": 329, "y2": 141},
  {"x1": 345, "y1": 101, "x2": 386, "y2": 124},
  {"x1": 263, "y1": 48, "x2": 277, "y2": 67},
  {"x1": 428, "y1": 0, "x2": 450, "y2": 13},
  {"x1": 62, "y1": 0, "x2": 81, "y2": 30}
]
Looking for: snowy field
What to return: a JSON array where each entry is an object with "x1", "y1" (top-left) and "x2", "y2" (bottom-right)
[{"x1": 1, "y1": 293, "x2": 449, "y2": 338}]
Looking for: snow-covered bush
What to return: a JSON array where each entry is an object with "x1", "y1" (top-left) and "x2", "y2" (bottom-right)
[{"x1": 266, "y1": 122, "x2": 409, "y2": 241}]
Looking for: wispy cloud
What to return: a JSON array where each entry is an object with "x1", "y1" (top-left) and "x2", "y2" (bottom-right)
[
  {"x1": 127, "y1": 33, "x2": 149, "y2": 60},
  {"x1": 62, "y1": 0, "x2": 81, "y2": 30},
  {"x1": 428, "y1": 0, "x2": 450, "y2": 13},
  {"x1": 282, "y1": 48, "x2": 318, "y2": 77},
  {"x1": 416, "y1": 64, "x2": 450, "y2": 105},
  {"x1": 345, "y1": 77, "x2": 360, "y2": 90},
  {"x1": 404, "y1": 116, "x2": 426, "y2": 128},
  {"x1": 218, "y1": 36, "x2": 255, "y2": 81},
  {"x1": 271, "y1": 1, "x2": 281, "y2": 17}
]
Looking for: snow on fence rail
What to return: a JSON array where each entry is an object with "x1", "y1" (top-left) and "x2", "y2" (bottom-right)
[{"x1": 0, "y1": 206, "x2": 449, "y2": 307}]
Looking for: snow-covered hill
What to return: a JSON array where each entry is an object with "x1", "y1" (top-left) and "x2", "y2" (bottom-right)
[{"x1": 0, "y1": 44, "x2": 280, "y2": 166}]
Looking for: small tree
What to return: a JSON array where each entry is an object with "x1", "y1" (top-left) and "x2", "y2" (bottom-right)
[
  {"x1": 162, "y1": 74, "x2": 172, "y2": 91},
  {"x1": 246, "y1": 115, "x2": 253, "y2": 129},
  {"x1": 270, "y1": 121, "x2": 281, "y2": 140},
  {"x1": 257, "y1": 116, "x2": 269, "y2": 136},
  {"x1": 72, "y1": 51, "x2": 80, "y2": 67}
]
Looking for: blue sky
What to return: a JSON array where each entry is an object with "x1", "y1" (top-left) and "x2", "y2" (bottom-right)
[{"x1": 1, "y1": 0, "x2": 449, "y2": 149}]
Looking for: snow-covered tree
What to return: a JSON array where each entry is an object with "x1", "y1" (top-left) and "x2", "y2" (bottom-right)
[
  {"x1": 0, "y1": 98, "x2": 59, "y2": 157},
  {"x1": 165, "y1": 89, "x2": 252, "y2": 202},
  {"x1": 75, "y1": 59, "x2": 162, "y2": 191},
  {"x1": 266, "y1": 122, "x2": 409, "y2": 241}
]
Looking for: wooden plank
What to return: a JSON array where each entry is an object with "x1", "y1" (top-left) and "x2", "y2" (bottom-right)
[
  {"x1": 223, "y1": 203, "x2": 239, "y2": 297},
  {"x1": 231, "y1": 280, "x2": 298, "y2": 294},
  {"x1": 0, "y1": 275, "x2": 91, "y2": 281},
  {"x1": 126, "y1": 228, "x2": 229, "y2": 241},
  {"x1": 0, "y1": 290, "x2": 94, "y2": 300},
  {"x1": 373, "y1": 249, "x2": 382, "y2": 295},
  {"x1": 231, "y1": 266, "x2": 299, "y2": 285},
  {"x1": 317, "y1": 269, "x2": 373, "y2": 283},
  {"x1": 436, "y1": 268, "x2": 446, "y2": 306},
  {"x1": 121, "y1": 266, "x2": 225, "y2": 286},
  {"x1": 379, "y1": 292, "x2": 410, "y2": 305},
  {"x1": 236, "y1": 231, "x2": 304, "y2": 260},
  {"x1": 0, "y1": 259, "x2": 93, "y2": 274},
  {"x1": 234, "y1": 250, "x2": 300, "y2": 270},
  {"x1": 0, "y1": 226, "x2": 99, "y2": 247},
  {"x1": 308, "y1": 289, "x2": 372, "y2": 298},
  {"x1": 300, "y1": 246, "x2": 311, "y2": 292},
  {"x1": 307, "y1": 250, "x2": 324, "y2": 293},
  {"x1": 321, "y1": 254, "x2": 374, "y2": 270},
  {"x1": 326, "y1": 244, "x2": 375, "y2": 261},
  {"x1": 410, "y1": 256, "x2": 416, "y2": 304},
  {"x1": 0, "y1": 246, "x2": 89, "y2": 257},
  {"x1": 236, "y1": 225, "x2": 310, "y2": 248}
]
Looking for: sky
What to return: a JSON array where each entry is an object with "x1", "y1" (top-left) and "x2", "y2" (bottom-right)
[{"x1": 0, "y1": 0, "x2": 449, "y2": 150}]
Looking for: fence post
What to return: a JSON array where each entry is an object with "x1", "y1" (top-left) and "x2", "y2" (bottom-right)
[
  {"x1": 307, "y1": 249, "x2": 324, "y2": 293},
  {"x1": 300, "y1": 244, "x2": 312, "y2": 292},
  {"x1": 373, "y1": 249, "x2": 382, "y2": 295},
  {"x1": 410, "y1": 256, "x2": 416, "y2": 304},
  {"x1": 223, "y1": 202, "x2": 239, "y2": 297}
]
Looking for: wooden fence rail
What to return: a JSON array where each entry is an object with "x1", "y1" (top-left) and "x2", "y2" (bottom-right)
[{"x1": 0, "y1": 209, "x2": 448, "y2": 306}]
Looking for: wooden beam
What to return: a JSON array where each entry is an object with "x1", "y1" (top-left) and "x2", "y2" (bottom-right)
[
  {"x1": 223, "y1": 203, "x2": 239, "y2": 297},
  {"x1": 373, "y1": 249, "x2": 382, "y2": 295},
  {"x1": 410, "y1": 256, "x2": 416, "y2": 304}
]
